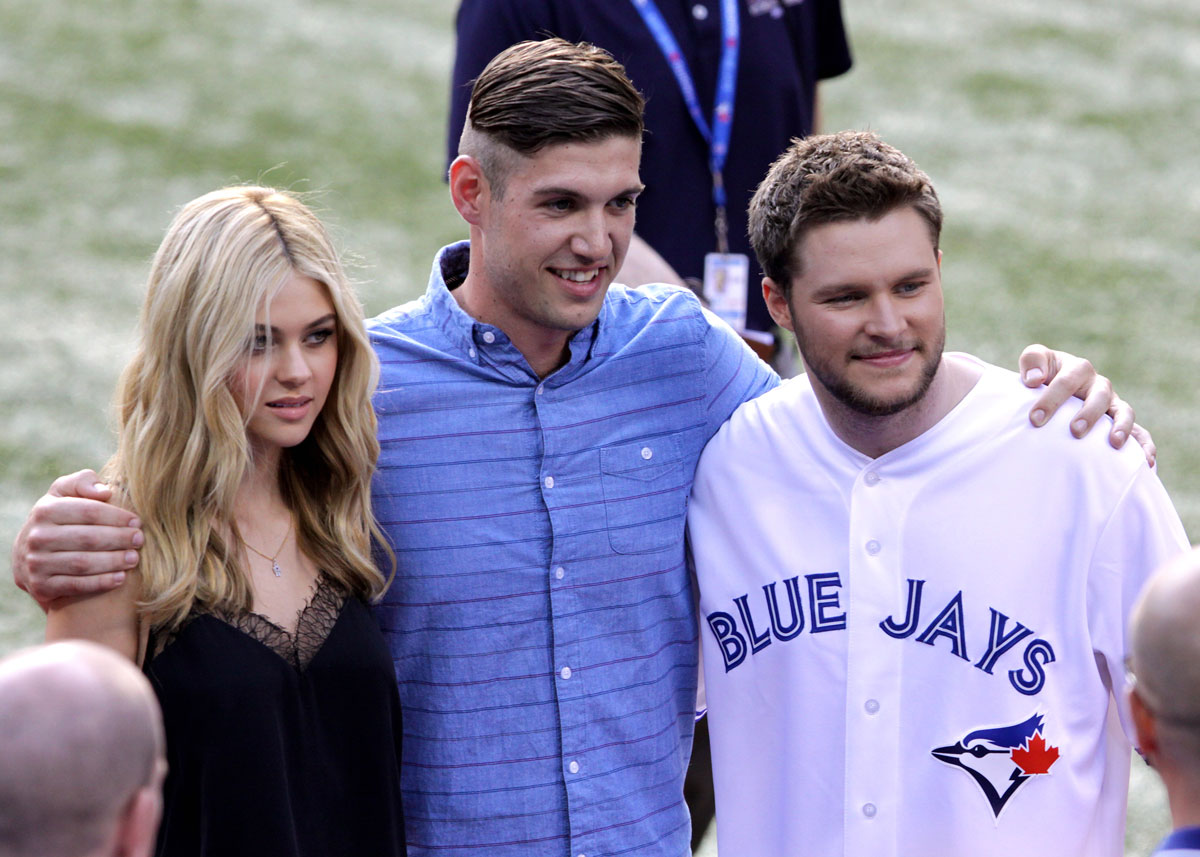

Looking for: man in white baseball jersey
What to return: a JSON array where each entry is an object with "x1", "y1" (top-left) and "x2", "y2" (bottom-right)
[
  {"x1": 687, "y1": 131, "x2": 1190, "y2": 857},
  {"x1": 1129, "y1": 547, "x2": 1200, "y2": 856}
]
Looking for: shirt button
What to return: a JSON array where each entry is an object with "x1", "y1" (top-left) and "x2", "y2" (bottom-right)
[
  {"x1": 864, "y1": 471, "x2": 880, "y2": 486},
  {"x1": 537, "y1": 384, "x2": 545, "y2": 395},
  {"x1": 544, "y1": 476, "x2": 555, "y2": 489},
  {"x1": 568, "y1": 760, "x2": 580, "y2": 774},
  {"x1": 866, "y1": 539, "x2": 881, "y2": 556},
  {"x1": 554, "y1": 566, "x2": 565, "y2": 580},
  {"x1": 482, "y1": 331, "x2": 496, "y2": 344},
  {"x1": 468, "y1": 347, "x2": 477, "y2": 359},
  {"x1": 560, "y1": 666, "x2": 572, "y2": 680},
  {"x1": 865, "y1": 699, "x2": 880, "y2": 715},
  {"x1": 691, "y1": 3, "x2": 708, "y2": 20},
  {"x1": 863, "y1": 803, "x2": 877, "y2": 818},
  {"x1": 641, "y1": 446, "x2": 653, "y2": 460}
]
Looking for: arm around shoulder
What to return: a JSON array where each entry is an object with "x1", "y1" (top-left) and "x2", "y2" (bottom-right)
[
  {"x1": 45, "y1": 571, "x2": 144, "y2": 663},
  {"x1": 29, "y1": 470, "x2": 146, "y2": 663},
  {"x1": 12, "y1": 470, "x2": 143, "y2": 606},
  {"x1": 700, "y1": 305, "x2": 779, "y2": 438}
]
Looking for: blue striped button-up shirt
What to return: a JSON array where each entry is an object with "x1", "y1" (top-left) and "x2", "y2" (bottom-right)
[{"x1": 369, "y1": 242, "x2": 776, "y2": 856}]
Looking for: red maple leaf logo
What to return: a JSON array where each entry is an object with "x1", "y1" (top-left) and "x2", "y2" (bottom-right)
[{"x1": 1010, "y1": 731, "x2": 1060, "y2": 775}]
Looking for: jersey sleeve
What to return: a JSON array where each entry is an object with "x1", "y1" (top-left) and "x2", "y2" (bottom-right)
[
  {"x1": 699, "y1": 305, "x2": 778, "y2": 441},
  {"x1": 1086, "y1": 463, "x2": 1190, "y2": 744}
]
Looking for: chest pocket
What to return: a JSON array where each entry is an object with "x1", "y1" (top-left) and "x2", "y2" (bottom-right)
[{"x1": 600, "y1": 436, "x2": 688, "y2": 555}]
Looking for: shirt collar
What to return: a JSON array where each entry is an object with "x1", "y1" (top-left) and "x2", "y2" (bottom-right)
[
  {"x1": 1160, "y1": 827, "x2": 1200, "y2": 850},
  {"x1": 424, "y1": 241, "x2": 601, "y2": 384}
]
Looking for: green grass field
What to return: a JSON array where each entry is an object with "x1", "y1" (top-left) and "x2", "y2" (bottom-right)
[{"x1": 1, "y1": 0, "x2": 1196, "y2": 852}]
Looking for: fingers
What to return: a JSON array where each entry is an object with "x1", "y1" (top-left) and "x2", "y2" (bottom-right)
[
  {"x1": 25, "y1": 519, "x2": 143, "y2": 555},
  {"x1": 1106, "y1": 395, "x2": 1135, "y2": 449},
  {"x1": 47, "y1": 469, "x2": 111, "y2": 500},
  {"x1": 32, "y1": 496, "x2": 140, "y2": 529},
  {"x1": 34, "y1": 569, "x2": 131, "y2": 604},
  {"x1": 1129, "y1": 423, "x2": 1157, "y2": 468},
  {"x1": 21, "y1": 543, "x2": 137, "y2": 604},
  {"x1": 1026, "y1": 354, "x2": 1105, "y2": 434},
  {"x1": 1018, "y1": 344, "x2": 1058, "y2": 389},
  {"x1": 1021, "y1": 350, "x2": 1154, "y2": 464},
  {"x1": 14, "y1": 490, "x2": 142, "y2": 607},
  {"x1": 1064, "y1": 361, "x2": 1109, "y2": 438},
  {"x1": 1026, "y1": 361, "x2": 1092, "y2": 429}
]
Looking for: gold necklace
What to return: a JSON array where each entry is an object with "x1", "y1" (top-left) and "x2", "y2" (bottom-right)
[{"x1": 241, "y1": 519, "x2": 292, "y2": 578}]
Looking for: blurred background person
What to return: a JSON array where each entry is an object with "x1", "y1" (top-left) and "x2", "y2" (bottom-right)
[
  {"x1": 0, "y1": 640, "x2": 166, "y2": 857},
  {"x1": 1129, "y1": 546, "x2": 1200, "y2": 856}
]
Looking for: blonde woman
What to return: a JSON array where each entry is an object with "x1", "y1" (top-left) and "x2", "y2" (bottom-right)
[{"x1": 46, "y1": 187, "x2": 406, "y2": 856}]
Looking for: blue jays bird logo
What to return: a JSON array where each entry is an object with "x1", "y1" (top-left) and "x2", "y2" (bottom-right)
[{"x1": 931, "y1": 713, "x2": 1060, "y2": 819}]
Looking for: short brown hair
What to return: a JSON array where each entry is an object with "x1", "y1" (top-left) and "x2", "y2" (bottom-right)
[{"x1": 749, "y1": 131, "x2": 943, "y2": 293}]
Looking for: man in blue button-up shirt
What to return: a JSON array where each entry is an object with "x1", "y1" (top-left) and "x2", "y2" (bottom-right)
[
  {"x1": 369, "y1": 39, "x2": 775, "y2": 856},
  {"x1": 11, "y1": 35, "x2": 1144, "y2": 857}
]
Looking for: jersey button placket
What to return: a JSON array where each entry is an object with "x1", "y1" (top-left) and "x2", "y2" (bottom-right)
[{"x1": 845, "y1": 468, "x2": 903, "y2": 853}]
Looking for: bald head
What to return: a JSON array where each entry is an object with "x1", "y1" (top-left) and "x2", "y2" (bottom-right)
[
  {"x1": 0, "y1": 641, "x2": 165, "y2": 857},
  {"x1": 1130, "y1": 547, "x2": 1200, "y2": 724}
]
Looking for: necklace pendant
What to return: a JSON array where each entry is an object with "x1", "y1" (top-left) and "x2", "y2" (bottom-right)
[{"x1": 272, "y1": 560, "x2": 282, "y2": 577}]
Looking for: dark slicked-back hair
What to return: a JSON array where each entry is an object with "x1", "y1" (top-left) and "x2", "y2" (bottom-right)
[
  {"x1": 459, "y1": 38, "x2": 644, "y2": 195},
  {"x1": 749, "y1": 131, "x2": 943, "y2": 294},
  {"x1": 468, "y1": 38, "x2": 644, "y2": 152}
]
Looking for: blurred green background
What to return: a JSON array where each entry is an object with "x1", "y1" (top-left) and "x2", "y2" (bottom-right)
[{"x1": 1, "y1": 1, "x2": 1196, "y2": 852}]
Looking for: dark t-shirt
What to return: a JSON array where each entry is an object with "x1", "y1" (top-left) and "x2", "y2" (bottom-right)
[{"x1": 448, "y1": 0, "x2": 852, "y2": 333}]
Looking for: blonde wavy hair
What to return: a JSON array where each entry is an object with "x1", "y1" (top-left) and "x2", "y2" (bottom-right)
[{"x1": 104, "y1": 186, "x2": 392, "y2": 630}]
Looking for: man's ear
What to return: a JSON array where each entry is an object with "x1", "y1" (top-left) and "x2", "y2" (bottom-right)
[
  {"x1": 114, "y1": 785, "x2": 163, "y2": 857},
  {"x1": 1129, "y1": 686, "x2": 1159, "y2": 764},
  {"x1": 449, "y1": 155, "x2": 488, "y2": 226},
  {"x1": 762, "y1": 276, "x2": 794, "y2": 332}
]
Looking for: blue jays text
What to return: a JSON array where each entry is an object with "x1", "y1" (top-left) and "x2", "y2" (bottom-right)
[{"x1": 706, "y1": 576, "x2": 1056, "y2": 695}]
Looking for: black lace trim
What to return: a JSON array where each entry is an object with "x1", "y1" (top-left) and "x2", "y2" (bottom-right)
[{"x1": 151, "y1": 574, "x2": 347, "y2": 670}]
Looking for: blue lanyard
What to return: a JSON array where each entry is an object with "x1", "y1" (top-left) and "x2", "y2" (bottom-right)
[{"x1": 631, "y1": 0, "x2": 740, "y2": 251}]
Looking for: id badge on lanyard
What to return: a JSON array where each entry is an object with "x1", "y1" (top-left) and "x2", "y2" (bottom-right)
[
  {"x1": 703, "y1": 251, "x2": 750, "y2": 332},
  {"x1": 630, "y1": 0, "x2": 751, "y2": 332}
]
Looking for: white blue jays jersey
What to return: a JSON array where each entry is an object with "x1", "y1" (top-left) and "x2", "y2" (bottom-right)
[{"x1": 688, "y1": 354, "x2": 1189, "y2": 857}]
